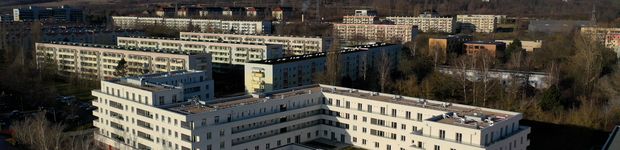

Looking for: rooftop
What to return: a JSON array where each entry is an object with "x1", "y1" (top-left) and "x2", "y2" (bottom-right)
[
  {"x1": 40, "y1": 41, "x2": 199, "y2": 55},
  {"x1": 248, "y1": 48, "x2": 366, "y2": 65},
  {"x1": 166, "y1": 84, "x2": 518, "y2": 129},
  {"x1": 109, "y1": 78, "x2": 180, "y2": 92},
  {"x1": 465, "y1": 41, "x2": 506, "y2": 45},
  {"x1": 121, "y1": 36, "x2": 278, "y2": 46},
  {"x1": 180, "y1": 32, "x2": 326, "y2": 39}
]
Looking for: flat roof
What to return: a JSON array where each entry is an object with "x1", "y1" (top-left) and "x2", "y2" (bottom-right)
[
  {"x1": 465, "y1": 41, "x2": 506, "y2": 45},
  {"x1": 120, "y1": 36, "x2": 278, "y2": 46},
  {"x1": 247, "y1": 48, "x2": 366, "y2": 65},
  {"x1": 166, "y1": 84, "x2": 517, "y2": 129},
  {"x1": 110, "y1": 79, "x2": 179, "y2": 92},
  {"x1": 39, "y1": 41, "x2": 201, "y2": 55}
]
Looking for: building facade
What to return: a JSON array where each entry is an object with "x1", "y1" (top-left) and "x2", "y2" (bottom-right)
[
  {"x1": 245, "y1": 43, "x2": 402, "y2": 93},
  {"x1": 495, "y1": 40, "x2": 542, "y2": 52},
  {"x1": 456, "y1": 15, "x2": 496, "y2": 33},
  {"x1": 13, "y1": 5, "x2": 83, "y2": 22},
  {"x1": 92, "y1": 83, "x2": 531, "y2": 150},
  {"x1": 428, "y1": 35, "x2": 473, "y2": 64},
  {"x1": 342, "y1": 16, "x2": 376, "y2": 24},
  {"x1": 385, "y1": 15, "x2": 456, "y2": 33},
  {"x1": 333, "y1": 23, "x2": 415, "y2": 44},
  {"x1": 111, "y1": 16, "x2": 272, "y2": 34},
  {"x1": 179, "y1": 32, "x2": 332, "y2": 56},
  {"x1": 464, "y1": 41, "x2": 506, "y2": 58},
  {"x1": 438, "y1": 66, "x2": 549, "y2": 89},
  {"x1": 580, "y1": 27, "x2": 620, "y2": 58},
  {"x1": 35, "y1": 42, "x2": 212, "y2": 80},
  {"x1": 116, "y1": 36, "x2": 283, "y2": 65}
]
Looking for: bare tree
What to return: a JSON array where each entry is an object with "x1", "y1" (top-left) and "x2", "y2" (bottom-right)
[{"x1": 377, "y1": 50, "x2": 392, "y2": 92}]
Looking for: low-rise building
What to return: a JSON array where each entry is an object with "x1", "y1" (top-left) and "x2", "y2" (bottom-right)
[
  {"x1": 354, "y1": 9, "x2": 377, "y2": 16},
  {"x1": 528, "y1": 19, "x2": 593, "y2": 33},
  {"x1": 35, "y1": 42, "x2": 212, "y2": 80},
  {"x1": 179, "y1": 32, "x2": 332, "y2": 56},
  {"x1": 111, "y1": 16, "x2": 272, "y2": 34},
  {"x1": 342, "y1": 16, "x2": 376, "y2": 24},
  {"x1": 385, "y1": 14, "x2": 456, "y2": 33},
  {"x1": 495, "y1": 40, "x2": 542, "y2": 52},
  {"x1": 333, "y1": 23, "x2": 415, "y2": 44},
  {"x1": 92, "y1": 82, "x2": 531, "y2": 150},
  {"x1": 116, "y1": 36, "x2": 283, "y2": 66},
  {"x1": 428, "y1": 35, "x2": 473, "y2": 63},
  {"x1": 464, "y1": 41, "x2": 506, "y2": 58},
  {"x1": 438, "y1": 66, "x2": 549, "y2": 89},
  {"x1": 456, "y1": 15, "x2": 496, "y2": 33},
  {"x1": 245, "y1": 43, "x2": 401, "y2": 93}
]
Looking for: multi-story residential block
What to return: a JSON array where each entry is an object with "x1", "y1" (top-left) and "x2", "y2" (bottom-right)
[
  {"x1": 456, "y1": 15, "x2": 497, "y2": 33},
  {"x1": 464, "y1": 41, "x2": 507, "y2": 58},
  {"x1": 13, "y1": 5, "x2": 83, "y2": 22},
  {"x1": 0, "y1": 23, "x2": 144, "y2": 50},
  {"x1": 580, "y1": 27, "x2": 620, "y2": 58},
  {"x1": 333, "y1": 23, "x2": 415, "y2": 44},
  {"x1": 92, "y1": 82, "x2": 531, "y2": 150},
  {"x1": 385, "y1": 14, "x2": 456, "y2": 33},
  {"x1": 35, "y1": 42, "x2": 212, "y2": 80},
  {"x1": 428, "y1": 35, "x2": 473, "y2": 63},
  {"x1": 179, "y1": 32, "x2": 332, "y2": 56},
  {"x1": 495, "y1": 40, "x2": 543, "y2": 52},
  {"x1": 245, "y1": 43, "x2": 401, "y2": 93},
  {"x1": 342, "y1": 16, "x2": 376, "y2": 24},
  {"x1": 116, "y1": 36, "x2": 283, "y2": 66},
  {"x1": 111, "y1": 16, "x2": 272, "y2": 34},
  {"x1": 271, "y1": 7, "x2": 293, "y2": 21}
]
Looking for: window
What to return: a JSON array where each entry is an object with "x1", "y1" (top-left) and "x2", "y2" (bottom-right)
[
  {"x1": 367, "y1": 105, "x2": 372, "y2": 112},
  {"x1": 406, "y1": 111, "x2": 411, "y2": 119},
  {"x1": 362, "y1": 139, "x2": 367, "y2": 145},
  {"x1": 375, "y1": 142, "x2": 379, "y2": 148},
  {"x1": 357, "y1": 103, "x2": 362, "y2": 110},
  {"x1": 401, "y1": 135, "x2": 406, "y2": 141},
  {"x1": 206, "y1": 132, "x2": 212, "y2": 139},
  {"x1": 401, "y1": 124, "x2": 406, "y2": 130},
  {"x1": 380, "y1": 107, "x2": 386, "y2": 115},
  {"x1": 417, "y1": 113, "x2": 423, "y2": 121},
  {"x1": 434, "y1": 145, "x2": 440, "y2": 150},
  {"x1": 439, "y1": 130, "x2": 446, "y2": 139},
  {"x1": 353, "y1": 137, "x2": 357, "y2": 142},
  {"x1": 346, "y1": 101, "x2": 350, "y2": 108},
  {"x1": 456, "y1": 133, "x2": 462, "y2": 143},
  {"x1": 391, "y1": 109, "x2": 397, "y2": 117}
]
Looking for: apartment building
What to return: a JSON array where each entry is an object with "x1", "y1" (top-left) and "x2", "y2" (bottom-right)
[
  {"x1": 333, "y1": 23, "x2": 415, "y2": 44},
  {"x1": 456, "y1": 15, "x2": 496, "y2": 33},
  {"x1": 580, "y1": 27, "x2": 620, "y2": 58},
  {"x1": 342, "y1": 16, "x2": 376, "y2": 24},
  {"x1": 12, "y1": 5, "x2": 83, "y2": 22},
  {"x1": 179, "y1": 32, "x2": 332, "y2": 56},
  {"x1": 92, "y1": 82, "x2": 531, "y2": 150},
  {"x1": 245, "y1": 43, "x2": 402, "y2": 93},
  {"x1": 385, "y1": 15, "x2": 456, "y2": 33},
  {"x1": 464, "y1": 41, "x2": 506, "y2": 58},
  {"x1": 35, "y1": 42, "x2": 212, "y2": 80},
  {"x1": 495, "y1": 40, "x2": 542, "y2": 52},
  {"x1": 111, "y1": 16, "x2": 272, "y2": 34},
  {"x1": 116, "y1": 36, "x2": 283, "y2": 65}
]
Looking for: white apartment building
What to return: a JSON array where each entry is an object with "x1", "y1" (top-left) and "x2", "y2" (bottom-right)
[
  {"x1": 128, "y1": 70, "x2": 215, "y2": 101},
  {"x1": 245, "y1": 43, "x2": 402, "y2": 93},
  {"x1": 179, "y1": 32, "x2": 332, "y2": 56},
  {"x1": 35, "y1": 42, "x2": 212, "y2": 80},
  {"x1": 111, "y1": 16, "x2": 272, "y2": 34},
  {"x1": 456, "y1": 15, "x2": 497, "y2": 33},
  {"x1": 116, "y1": 36, "x2": 283, "y2": 66},
  {"x1": 92, "y1": 82, "x2": 531, "y2": 150},
  {"x1": 333, "y1": 23, "x2": 415, "y2": 44},
  {"x1": 342, "y1": 16, "x2": 376, "y2": 24},
  {"x1": 385, "y1": 16, "x2": 456, "y2": 33}
]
